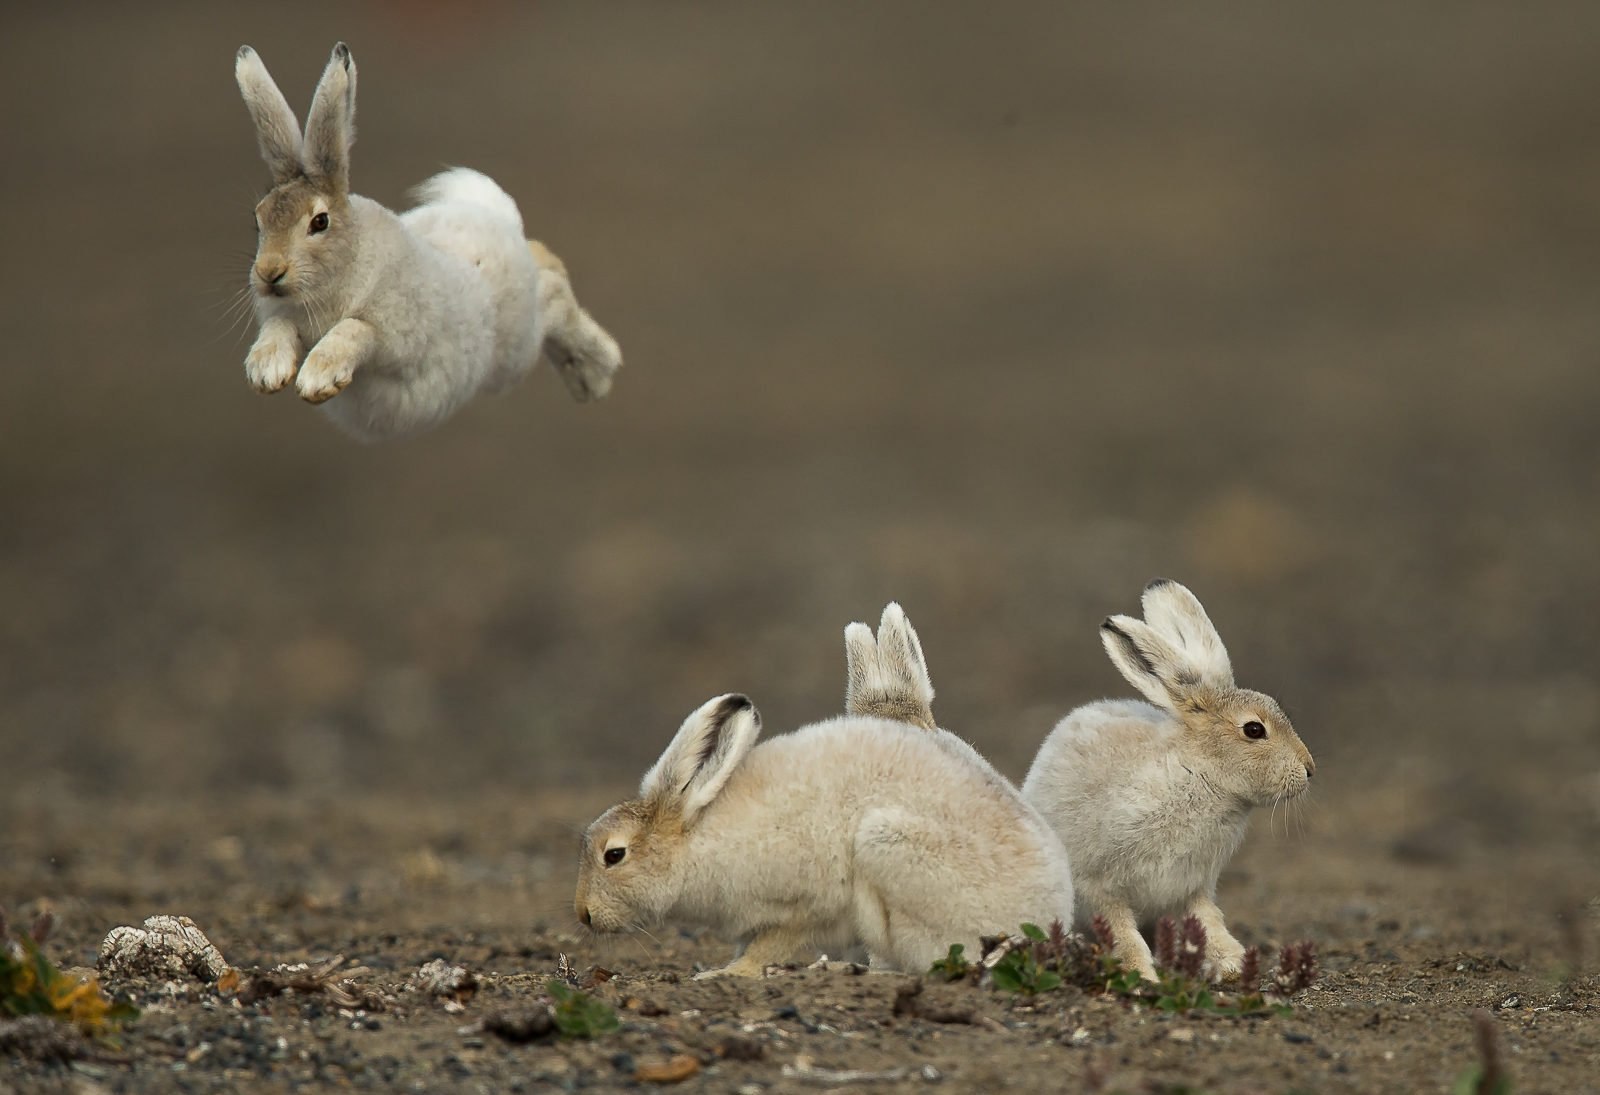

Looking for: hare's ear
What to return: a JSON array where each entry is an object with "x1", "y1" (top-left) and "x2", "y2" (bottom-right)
[
  {"x1": 843, "y1": 622, "x2": 878, "y2": 714},
  {"x1": 235, "y1": 46, "x2": 303, "y2": 184},
  {"x1": 844, "y1": 603, "x2": 936, "y2": 730},
  {"x1": 302, "y1": 42, "x2": 356, "y2": 193},
  {"x1": 1100, "y1": 616, "x2": 1191, "y2": 712},
  {"x1": 640, "y1": 694, "x2": 761, "y2": 825},
  {"x1": 1139, "y1": 578, "x2": 1233, "y2": 689}
]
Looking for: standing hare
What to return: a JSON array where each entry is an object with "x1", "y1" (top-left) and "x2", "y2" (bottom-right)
[
  {"x1": 576, "y1": 692, "x2": 1074, "y2": 977},
  {"x1": 1022, "y1": 579, "x2": 1314, "y2": 982},
  {"x1": 235, "y1": 43, "x2": 621, "y2": 440}
]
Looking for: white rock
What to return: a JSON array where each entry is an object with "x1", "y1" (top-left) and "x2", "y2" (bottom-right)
[{"x1": 98, "y1": 915, "x2": 228, "y2": 982}]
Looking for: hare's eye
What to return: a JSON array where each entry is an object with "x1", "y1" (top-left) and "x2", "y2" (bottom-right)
[
  {"x1": 603, "y1": 847, "x2": 626, "y2": 867},
  {"x1": 1243, "y1": 720, "x2": 1267, "y2": 740},
  {"x1": 309, "y1": 212, "x2": 330, "y2": 234}
]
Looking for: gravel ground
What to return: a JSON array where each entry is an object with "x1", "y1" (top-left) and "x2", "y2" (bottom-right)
[{"x1": 3, "y1": 2, "x2": 1599, "y2": 1091}]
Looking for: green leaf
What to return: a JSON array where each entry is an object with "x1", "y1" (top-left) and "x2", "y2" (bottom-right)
[
  {"x1": 1450, "y1": 1070, "x2": 1511, "y2": 1095},
  {"x1": 1034, "y1": 970, "x2": 1062, "y2": 993},
  {"x1": 929, "y1": 943, "x2": 970, "y2": 981},
  {"x1": 1020, "y1": 923, "x2": 1047, "y2": 942},
  {"x1": 990, "y1": 963, "x2": 1024, "y2": 993},
  {"x1": 546, "y1": 979, "x2": 619, "y2": 1039}
]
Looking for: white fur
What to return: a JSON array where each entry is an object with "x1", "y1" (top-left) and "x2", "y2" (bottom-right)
[
  {"x1": 236, "y1": 44, "x2": 620, "y2": 441},
  {"x1": 844, "y1": 602, "x2": 936, "y2": 730},
  {"x1": 1021, "y1": 580, "x2": 1314, "y2": 982},
  {"x1": 577, "y1": 695, "x2": 1075, "y2": 977}
]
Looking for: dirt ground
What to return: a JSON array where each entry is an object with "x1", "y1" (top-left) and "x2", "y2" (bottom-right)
[{"x1": 3, "y1": 2, "x2": 1599, "y2": 1092}]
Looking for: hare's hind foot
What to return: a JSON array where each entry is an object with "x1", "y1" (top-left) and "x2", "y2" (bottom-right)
[
  {"x1": 530, "y1": 240, "x2": 623, "y2": 403},
  {"x1": 693, "y1": 928, "x2": 813, "y2": 979}
]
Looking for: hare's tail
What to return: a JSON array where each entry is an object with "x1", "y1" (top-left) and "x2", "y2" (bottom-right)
[{"x1": 414, "y1": 167, "x2": 525, "y2": 233}]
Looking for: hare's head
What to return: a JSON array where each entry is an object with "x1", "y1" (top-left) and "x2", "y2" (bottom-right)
[
  {"x1": 575, "y1": 694, "x2": 761, "y2": 933},
  {"x1": 1099, "y1": 579, "x2": 1314, "y2": 806},
  {"x1": 235, "y1": 44, "x2": 357, "y2": 301}
]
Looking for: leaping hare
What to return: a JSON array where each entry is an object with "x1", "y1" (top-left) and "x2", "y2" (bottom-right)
[{"x1": 235, "y1": 43, "x2": 621, "y2": 441}]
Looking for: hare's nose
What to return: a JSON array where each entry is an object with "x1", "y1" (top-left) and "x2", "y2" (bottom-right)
[
  {"x1": 255, "y1": 262, "x2": 288, "y2": 285},
  {"x1": 577, "y1": 905, "x2": 592, "y2": 928},
  {"x1": 1304, "y1": 759, "x2": 1316, "y2": 779}
]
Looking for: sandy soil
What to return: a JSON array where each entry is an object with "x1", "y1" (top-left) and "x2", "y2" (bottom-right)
[{"x1": 2, "y1": 2, "x2": 1599, "y2": 1091}]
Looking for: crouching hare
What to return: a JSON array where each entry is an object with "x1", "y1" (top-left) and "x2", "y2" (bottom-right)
[
  {"x1": 576, "y1": 693, "x2": 1074, "y2": 977},
  {"x1": 235, "y1": 43, "x2": 621, "y2": 440},
  {"x1": 1021, "y1": 579, "x2": 1314, "y2": 982}
]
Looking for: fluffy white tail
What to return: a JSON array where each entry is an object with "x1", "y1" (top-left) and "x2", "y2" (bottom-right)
[{"x1": 413, "y1": 167, "x2": 524, "y2": 233}]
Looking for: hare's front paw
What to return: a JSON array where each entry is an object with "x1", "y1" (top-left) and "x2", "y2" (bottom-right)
[
  {"x1": 244, "y1": 332, "x2": 301, "y2": 393},
  {"x1": 296, "y1": 348, "x2": 357, "y2": 404}
]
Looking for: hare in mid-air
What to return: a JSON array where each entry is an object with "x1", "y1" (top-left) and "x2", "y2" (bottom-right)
[
  {"x1": 235, "y1": 43, "x2": 621, "y2": 441},
  {"x1": 1021, "y1": 579, "x2": 1315, "y2": 982},
  {"x1": 575, "y1": 691, "x2": 1074, "y2": 977}
]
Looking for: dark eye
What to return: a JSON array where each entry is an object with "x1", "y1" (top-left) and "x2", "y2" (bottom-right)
[
  {"x1": 603, "y1": 847, "x2": 626, "y2": 867},
  {"x1": 1243, "y1": 720, "x2": 1267, "y2": 740},
  {"x1": 309, "y1": 212, "x2": 330, "y2": 234}
]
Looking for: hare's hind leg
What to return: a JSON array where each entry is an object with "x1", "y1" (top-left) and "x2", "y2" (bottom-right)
[
  {"x1": 692, "y1": 926, "x2": 814, "y2": 979},
  {"x1": 851, "y1": 807, "x2": 988, "y2": 973},
  {"x1": 528, "y1": 240, "x2": 622, "y2": 402}
]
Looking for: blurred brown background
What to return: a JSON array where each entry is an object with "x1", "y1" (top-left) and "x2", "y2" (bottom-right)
[{"x1": 1, "y1": 2, "x2": 1597, "y2": 904}]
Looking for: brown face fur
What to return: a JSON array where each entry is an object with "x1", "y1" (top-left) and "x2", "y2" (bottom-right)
[
  {"x1": 250, "y1": 178, "x2": 348, "y2": 300},
  {"x1": 1180, "y1": 685, "x2": 1314, "y2": 806},
  {"x1": 574, "y1": 799, "x2": 682, "y2": 933}
]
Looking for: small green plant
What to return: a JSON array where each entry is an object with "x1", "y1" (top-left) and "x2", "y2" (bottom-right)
[
  {"x1": 1, "y1": 908, "x2": 138, "y2": 1037},
  {"x1": 1451, "y1": 1009, "x2": 1512, "y2": 1095},
  {"x1": 953, "y1": 915, "x2": 1318, "y2": 1018},
  {"x1": 545, "y1": 979, "x2": 619, "y2": 1039},
  {"x1": 928, "y1": 943, "x2": 972, "y2": 982},
  {"x1": 989, "y1": 924, "x2": 1063, "y2": 995}
]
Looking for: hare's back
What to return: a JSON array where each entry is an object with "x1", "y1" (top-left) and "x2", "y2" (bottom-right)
[
  {"x1": 1033, "y1": 700, "x2": 1176, "y2": 785},
  {"x1": 774, "y1": 718, "x2": 1055, "y2": 854}
]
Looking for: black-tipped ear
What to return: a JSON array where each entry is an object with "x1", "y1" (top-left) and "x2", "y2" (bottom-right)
[
  {"x1": 1101, "y1": 620, "x2": 1155, "y2": 677},
  {"x1": 236, "y1": 45, "x2": 304, "y2": 185},
  {"x1": 1144, "y1": 577, "x2": 1174, "y2": 593},
  {"x1": 302, "y1": 42, "x2": 357, "y2": 193},
  {"x1": 1099, "y1": 615, "x2": 1185, "y2": 713},
  {"x1": 1138, "y1": 578, "x2": 1233, "y2": 688},
  {"x1": 711, "y1": 693, "x2": 754, "y2": 720},
  {"x1": 694, "y1": 695, "x2": 755, "y2": 770},
  {"x1": 640, "y1": 693, "x2": 762, "y2": 825}
]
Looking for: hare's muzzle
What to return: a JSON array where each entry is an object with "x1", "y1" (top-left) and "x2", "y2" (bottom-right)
[{"x1": 254, "y1": 261, "x2": 290, "y2": 296}]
